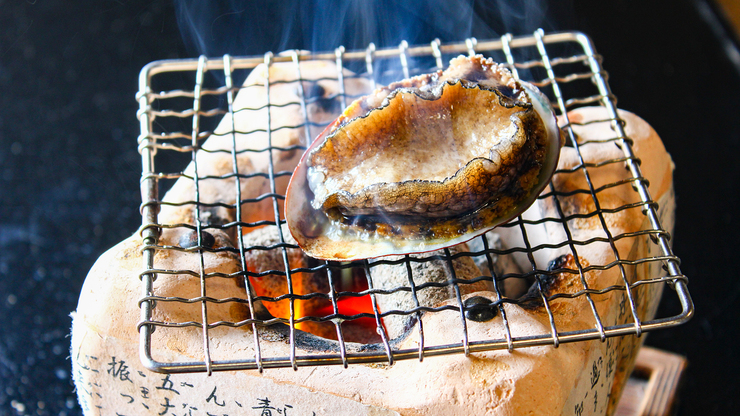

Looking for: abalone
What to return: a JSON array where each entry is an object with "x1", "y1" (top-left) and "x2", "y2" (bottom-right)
[{"x1": 286, "y1": 55, "x2": 561, "y2": 261}]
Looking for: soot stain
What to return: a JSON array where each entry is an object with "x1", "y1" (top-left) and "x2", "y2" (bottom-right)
[{"x1": 518, "y1": 254, "x2": 572, "y2": 309}]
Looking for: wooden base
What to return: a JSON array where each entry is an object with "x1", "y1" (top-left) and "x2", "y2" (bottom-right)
[
  {"x1": 713, "y1": 0, "x2": 740, "y2": 42},
  {"x1": 615, "y1": 347, "x2": 688, "y2": 416}
]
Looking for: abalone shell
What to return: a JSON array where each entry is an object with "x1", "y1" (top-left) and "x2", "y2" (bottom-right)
[{"x1": 285, "y1": 55, "x2": 561, "y2": 260}]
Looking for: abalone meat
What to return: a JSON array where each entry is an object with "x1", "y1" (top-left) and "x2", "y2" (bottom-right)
[{"x1": 286, "y1": 55, "x2": 561, "y2": 260}]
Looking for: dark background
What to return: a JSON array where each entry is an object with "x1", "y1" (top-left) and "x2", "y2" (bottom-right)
[{"x1": 1, "y1": 0, "x2": 738, "y2": 415}]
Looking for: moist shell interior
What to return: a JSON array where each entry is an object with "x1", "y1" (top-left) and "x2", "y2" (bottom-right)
[{"x1": 307, "y1": 80, "x2": 545, "y2": 222}]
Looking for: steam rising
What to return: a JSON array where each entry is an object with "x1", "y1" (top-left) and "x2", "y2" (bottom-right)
[{"x1": 175, "y1": 0, "x2": 571, "y2": 57}]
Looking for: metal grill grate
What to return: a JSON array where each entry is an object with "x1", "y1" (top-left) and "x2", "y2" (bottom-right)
[{"x1": 136, "y1": 30, "x2": 692, "y2": 374}]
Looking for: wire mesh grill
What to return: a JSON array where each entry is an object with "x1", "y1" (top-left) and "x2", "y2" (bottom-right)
[{"x1": 136, "y1": 30, "x2": 692, "y2": 374}]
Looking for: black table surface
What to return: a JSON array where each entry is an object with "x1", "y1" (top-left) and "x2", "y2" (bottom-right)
[{"x1": 1, "y1": 1, "x2": 738, "y2": 415}]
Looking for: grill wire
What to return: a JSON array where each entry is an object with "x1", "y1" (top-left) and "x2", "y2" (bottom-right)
[{"x1": 136, "y1": 30, "x2": 693, "y2": 374}]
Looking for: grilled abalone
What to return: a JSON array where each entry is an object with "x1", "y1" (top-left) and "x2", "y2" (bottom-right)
[{"x1": 286, "y1": 55, "x2": 561, "y2": 260}]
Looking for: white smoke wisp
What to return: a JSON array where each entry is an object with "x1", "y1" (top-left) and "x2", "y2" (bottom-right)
[{"x1": 174, "y1": 0, "x2": 570, "y2": 58}]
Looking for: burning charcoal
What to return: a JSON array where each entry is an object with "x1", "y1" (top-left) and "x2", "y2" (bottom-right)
[
  {"x1": 519, "y1": 254, "x2": 573, "y2": 305},
  {"x1": 178, "y1": 229, "x2": 216, "y2": 249},
  {"x1": 305, "y1": 82, "x2": 341, "y2": 114},
  {"x1": 368, "y1": 243, "x2": 491, "y2": 341},
  {"x1": 242, "y1": 225, "x2": 338, "y2": 340},
  {"x1": 463, "y1": 296, "x2": 498, "y2": 322}
]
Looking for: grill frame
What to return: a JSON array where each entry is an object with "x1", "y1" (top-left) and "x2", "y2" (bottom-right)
[{"x1": 135, "y1": 30, "x2": 693, "y2": 374}]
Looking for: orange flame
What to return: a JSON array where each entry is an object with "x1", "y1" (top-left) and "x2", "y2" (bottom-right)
[{"x1": 250, "y1": 270, "x2": 380, "y2": 342}]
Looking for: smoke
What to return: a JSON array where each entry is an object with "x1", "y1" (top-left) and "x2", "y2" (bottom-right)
[{"x1": 174, "y1": 0, "x2": 572, "y2": 58}]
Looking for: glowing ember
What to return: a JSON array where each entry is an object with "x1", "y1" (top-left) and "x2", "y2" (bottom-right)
[{"x1": 250, "y1": 268, "x2": 383, "y2": 343}]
